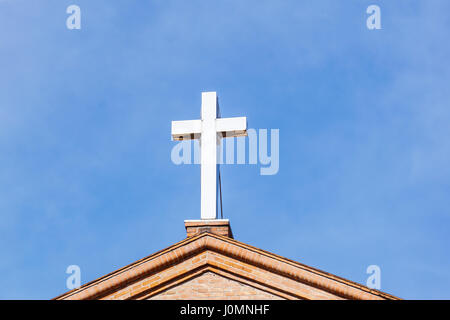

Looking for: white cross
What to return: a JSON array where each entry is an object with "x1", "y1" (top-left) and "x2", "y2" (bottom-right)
[{"x1": 171, "y1": 92, "x2": 247, "y2": 220}]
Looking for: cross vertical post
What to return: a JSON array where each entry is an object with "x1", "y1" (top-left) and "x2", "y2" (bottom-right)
[{"x1": 200, "y1": 92, "x2": 220, "y2": 219}]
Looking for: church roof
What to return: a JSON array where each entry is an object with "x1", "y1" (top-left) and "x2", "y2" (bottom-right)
[{"x1": 54, "y1": 228, "x2": 399, "y2": 300}]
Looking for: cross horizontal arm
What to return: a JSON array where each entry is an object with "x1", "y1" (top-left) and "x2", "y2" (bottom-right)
[
  {"x1": 216, "y1": 117, "x2": 247, "y2": 138},
  {"x1": 171, "y1": 119, "x2": 202, "y2": 141}
]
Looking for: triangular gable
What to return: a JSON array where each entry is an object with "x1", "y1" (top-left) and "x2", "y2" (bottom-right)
[
  {"x1": 149, "y1": 271, "x2": 284, "y2": 300},
  {"x1": 55, "y1": 233, "x2": 399, "y2": 300}
]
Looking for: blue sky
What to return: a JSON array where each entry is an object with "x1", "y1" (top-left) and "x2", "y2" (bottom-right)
[{"x1": 0, "y1": 0, "x2": 449, "y2": 299}]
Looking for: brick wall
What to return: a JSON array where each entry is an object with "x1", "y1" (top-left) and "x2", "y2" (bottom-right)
[{"x1": 149, "y1": 271, "x2": 283, "y2": 300}]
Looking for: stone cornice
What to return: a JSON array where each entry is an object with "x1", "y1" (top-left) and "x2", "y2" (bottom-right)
[{"x1": 54, "y1": 233, "x2": 400, "y2": 300}]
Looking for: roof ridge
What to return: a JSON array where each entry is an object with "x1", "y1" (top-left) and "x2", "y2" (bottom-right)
[{"x1": 54, "y1": 232, "x2": 400, "y2": 300}]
